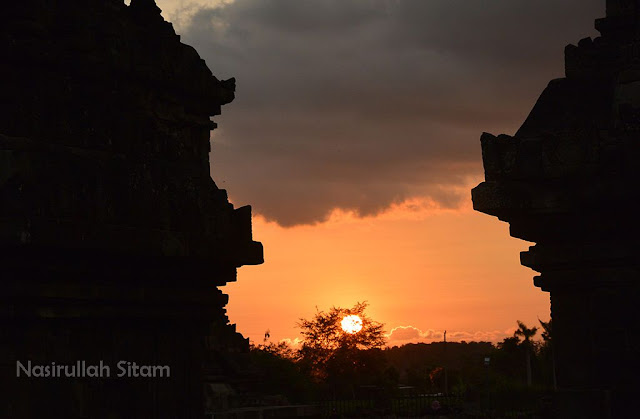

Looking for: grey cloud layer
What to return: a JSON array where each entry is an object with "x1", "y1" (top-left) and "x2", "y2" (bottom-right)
[{"x1": 172, "y1": 0, "x2": 602, "y2": 226}]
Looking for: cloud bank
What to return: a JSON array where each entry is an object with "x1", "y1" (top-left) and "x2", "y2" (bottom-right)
[
  {"x1": 386, "y1": 325, "x2": 516, "y2": 345},
  {"x1": 163, "y1": 0, "x2": 602, "y2": 226}
]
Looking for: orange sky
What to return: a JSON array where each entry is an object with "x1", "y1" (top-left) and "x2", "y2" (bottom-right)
[
  {"x1": 149, "y1": 0, "x2": 587, "y2": 347},
  {"x1": 225, "y1": 177, "x2": 550, "y2": 346}
]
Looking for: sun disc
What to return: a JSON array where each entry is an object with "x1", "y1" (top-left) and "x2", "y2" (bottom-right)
[{"x1": 341, "y1": 315, "x2": 363, "y2": 334}]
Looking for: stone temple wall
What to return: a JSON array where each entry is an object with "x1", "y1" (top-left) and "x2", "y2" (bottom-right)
[
  {"x1": 472, "y1": 1, "x2": 639, "y2": 417},
  {"x1": 0, "y1": 0, "x2": 262, "y2": 417}
]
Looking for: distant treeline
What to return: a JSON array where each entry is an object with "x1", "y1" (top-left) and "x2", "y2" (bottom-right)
[
  {"x1": 246, "y1": 319, "x2": 554, "y2": 408},
  {"x1": 385, "y1": 340, "x2": 495, "y2": 394}
]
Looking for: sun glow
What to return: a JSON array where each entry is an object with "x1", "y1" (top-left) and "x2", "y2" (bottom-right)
[{"x1": 341, "y1": 315, "x2": 363, "y2": 334}]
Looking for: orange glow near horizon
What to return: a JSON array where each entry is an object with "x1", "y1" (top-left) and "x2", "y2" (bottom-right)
[{"x1": 224, "y1": 181, "x2": 551, "y2": 347}]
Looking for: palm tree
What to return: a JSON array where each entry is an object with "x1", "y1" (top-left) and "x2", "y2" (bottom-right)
[
  {"x1": 514, "y1": 320, "x2": 538, "y2": 387},
  {"x1": 539, "y1": 318, "x2": 556, "y2": 389},
  {"x1": 538, "y1": 319, "x2": 551, "y2": 343}
]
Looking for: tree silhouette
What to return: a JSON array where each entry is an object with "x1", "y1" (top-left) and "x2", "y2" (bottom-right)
[
  {"x1": 296, "y1": 302, "x2": 386, "y2": 387},
  {"x1": 249, "y1": 340, "x2": 313, "y2": 402},
  {"x1": 538, "y1": 318, "x2": 556, "y2": 389},
  {"x1": 538, "y1": 319, "x2": 551, "y2": 343},
  {"x1": 514, "y1": 320, "x2": 538, "y2": 387}
]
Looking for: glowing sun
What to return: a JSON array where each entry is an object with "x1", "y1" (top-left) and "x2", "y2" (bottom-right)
[{"x1": 341, "y1": 315, "x2": 363, "y2": 334}]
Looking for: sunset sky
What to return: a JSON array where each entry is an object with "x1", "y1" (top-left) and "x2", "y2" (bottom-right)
[{"x1": 153, "y1": 0, "x2": 603, "y2": 345}]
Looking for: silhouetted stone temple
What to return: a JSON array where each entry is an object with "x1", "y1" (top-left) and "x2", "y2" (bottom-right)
[
  {"x1": 472, "y1": 1, "x2": 640, "y2": 418},
  {"x1": 0, "y1": 0, "x2": 262, "y2": 417}
]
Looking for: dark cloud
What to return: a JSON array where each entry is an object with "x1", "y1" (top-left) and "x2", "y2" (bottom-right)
[{"x1": 174, "y1": 0, "x2": 602, "y2": 226}]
